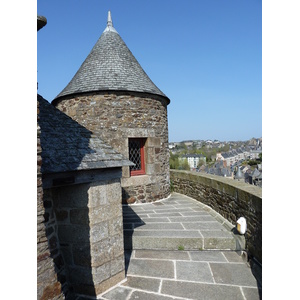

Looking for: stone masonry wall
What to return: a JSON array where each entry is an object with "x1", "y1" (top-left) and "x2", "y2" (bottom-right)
[
  {"x1": 37, "y1": 100, "x2": 64, "y2": 300},
  {"x1": 50, "y1": 178, "x2": 125, "y2": 298},
  {"x1": 54, "y1": 92, "x2": 170, "y2": 203},
  {"x1": 170, "y1": 170, "x2": 262, "y2": 264}
]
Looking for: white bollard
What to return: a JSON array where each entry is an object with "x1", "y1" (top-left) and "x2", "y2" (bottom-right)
[{"x1": 236, "y1": 217, "x2": 247, "y2": 234}]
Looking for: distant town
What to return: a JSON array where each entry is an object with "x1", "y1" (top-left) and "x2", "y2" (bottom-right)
[{"x1": 169, "y1": 137, "x2": 262, "y2": 188}]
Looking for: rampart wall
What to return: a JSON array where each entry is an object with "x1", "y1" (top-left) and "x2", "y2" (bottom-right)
[{"x1": 170, "y1": 170, "x2": 262, "y2": 264}]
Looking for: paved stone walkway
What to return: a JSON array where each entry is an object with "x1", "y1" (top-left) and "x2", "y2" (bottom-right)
[
  {"x1": 100, "y1": 193, "x2": 262, "y2": 299},
  {"x1": 122, "y1": 193, "x2": 244, "y2": 251}
]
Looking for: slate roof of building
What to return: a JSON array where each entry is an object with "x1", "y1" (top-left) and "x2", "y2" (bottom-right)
[
  {"x1": 38, "y1": 94, "x2": 133, "y2": 174},
  {"x1": 235, "y1": 167, "x2": 244, "y2": 180},
  {"x1": 37, "y1": 15, "x2": 47, "y2": 31},
  {"x1": 181, "y1": 154, "x2": 205, "y2": 158},
  {"x1": 251, "y1": 168, "x2": 261, "y2": 178},
  {"x1": 54, "y1": 11, "x2": 169, "y2": 104}
]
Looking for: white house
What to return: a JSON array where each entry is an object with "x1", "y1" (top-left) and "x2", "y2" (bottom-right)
[{"x1": 179, "y1": 154, "x2": 206, "y2": 169}]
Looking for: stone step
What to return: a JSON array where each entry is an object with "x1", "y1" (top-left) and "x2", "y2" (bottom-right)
[
  {"x1": 124, "y1": 231, "x2": 237, "y2": 251},
  {"x1": 123, "y1": 220, "x2": 241, "y2": 251},
  {"x1": 122, "y1": 194, "x2": 245, "y2": 251}
]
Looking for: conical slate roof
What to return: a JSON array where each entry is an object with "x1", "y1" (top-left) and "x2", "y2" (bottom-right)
[
  {"x1": 235, "y1": 167, "x2": 244, "y2": 180},
  {"x1": 54, "y1": 11, "x2": 169, "y2": 103}
]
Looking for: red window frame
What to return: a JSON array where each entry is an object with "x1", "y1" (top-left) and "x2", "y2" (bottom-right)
[{"x1": 129, "y1": 138, "x2": 146, "y2": 176}]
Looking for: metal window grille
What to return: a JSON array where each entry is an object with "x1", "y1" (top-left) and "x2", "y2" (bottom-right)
[{"x1": 129, "y1": 138, "x2": 145, "y2": 175}]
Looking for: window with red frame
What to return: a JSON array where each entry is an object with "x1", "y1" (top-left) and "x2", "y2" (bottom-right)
[{"x1": 129, "y1": 138, "x2": 146, "y2": 176}]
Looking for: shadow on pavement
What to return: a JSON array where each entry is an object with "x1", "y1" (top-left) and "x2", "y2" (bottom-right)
[{"x1": 122, "y1": 204, "x2": 145, "y2": 275}]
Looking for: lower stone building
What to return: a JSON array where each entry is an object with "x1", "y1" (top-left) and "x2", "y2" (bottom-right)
[{"x1": 38, "y1": 95, "x2": 132, "y2": 299}]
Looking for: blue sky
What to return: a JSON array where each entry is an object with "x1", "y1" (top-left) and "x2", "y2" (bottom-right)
[{"x1": 37, "y1": 0, "x2": 262, "y2": 142}]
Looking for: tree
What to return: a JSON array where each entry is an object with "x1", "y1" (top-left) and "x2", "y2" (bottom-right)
[
  {"x1": 197, "y1": 160, "x2": 205, "y2": 168},
  {"x1": 179, "y1": 158, "x2": 190, "y2": 170},
  {"x1": 169, "y1": 153, "x2": 179, "y2": 169},
  {"x1": 258, "y1": 153, "x2": 262, "y2": 161}
]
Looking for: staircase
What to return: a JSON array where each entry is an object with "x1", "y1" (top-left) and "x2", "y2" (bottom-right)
[
  {"x1": 123, "y1": 193, "x2": 245, "y2": 251},
  {"x1": 99, "y1": 193, "x2": 261, "y2": 300}
]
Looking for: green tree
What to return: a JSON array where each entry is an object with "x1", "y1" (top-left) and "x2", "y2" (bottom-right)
[
  {"x1": 179, "y1": 158, "x2": 190, "y2": 170},
  {"x1": 197, "y1": 160, "x2": 205, "y2": 168},
  {"x1": 169, "y1": 153, "x2": 179, "y2": 169}
]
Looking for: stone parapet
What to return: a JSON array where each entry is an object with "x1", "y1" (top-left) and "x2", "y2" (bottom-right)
[{"x1": 170, "y1": 170, "x2": 262, "y2": 264}]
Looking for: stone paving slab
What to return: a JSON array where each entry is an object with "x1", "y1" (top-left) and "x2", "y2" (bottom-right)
[
  {"x1": 176, "y1": 261, "x2": 214, "y2": 282},
  {"x1": 182, "y1": 221, "x2": 225, "y2": 230},
  {"x1": 125, "y1": 236, "x2": 204, "y2": 251},
  {"x1": 99, "y1": 249, "x2": 261, "y2": 300},
  {"x1": 127, "y1": 258, "x2": 174, "y2": 278},
  {"x1": 98, "y1": 194, "x2": 261, "y2": 300},
  {"x1": 242, "y1": 287, "x2": 262, "y2": 300},
  {"x1": 131, "y1": 223, "x2": 185, "y2": 230},
  {"x1": 148, "y1": 212, "x2": 183, "y2": 217},
  {"x1": 179, "y1": 211, "x2": 212, "y2": 216},
  {"x1": 125, "y1": 230, "x2": 202, "y2": 238},
  {"x1": 128, "y1": 290, "x2": 179, "y2": 300},
  {"x1": 100, "y1": 286, "x2": 132, "y2": 300},
  {"x1": 189, "y1": 251, "x2": 227, "y2": 262},
  {"x1": 123, "y1": 193, "x2": 243, "y2": 251},
  {"x1": 134, "y1": 249, "x2": 190, "y2": 260},
  {"x1": 168, "y1": 215, "x2": 216, "y2": 222},
  {"x1": 160, "y1": 280, "x2": 245, "y2": 300},
  {"x1": 123, "y1": 276, "x2": 161, "y2": 293},
  {"x1": 210, "y1": 262, "x2": 258, "y2": 286}
]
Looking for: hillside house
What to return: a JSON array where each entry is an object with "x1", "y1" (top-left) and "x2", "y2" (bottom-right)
[{"x1": 179, "y1": 154, "x2": 206, "y2": 169}]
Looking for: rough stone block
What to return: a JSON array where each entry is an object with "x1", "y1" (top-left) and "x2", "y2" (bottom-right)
[
  {"x1": 40, "y1": 282, "x2": 62, "y2": 300},
  {"x1": 108, "y1": 217, "x2": 123, "y2": 236},
  {"x1": 88, "y1": 183, "x2": 108, "y2": 207},
  {"x1": 110, "y1": 254, "x2": 125, "y2": 276},
  {"x1": 147, "y1": 137, "x2": 160, "y2": 147},
  {"x1": 146, "y1": 147, "x2": 155, "y2": 164},
  {"x1": 58, "y1": 224, "x2": 90, "y2": 244},
  {"x1": 94, "y1": 271, "x2": 125, "y2": 295},
  {"x1": 52, "y1": 184, "x2": 90, "y2": 208},
  {"x1": 90, "y1": 221, "x2": 109, "y2": 243},
  {"x1": 92, "y1": 261, "x2": 111, "y2": 284},
  {"x1": 70, "y1": 208, "x2": 88, "y2": 225},
  {"x1": 72, "y1": 243, "x2": 93, "y2": 267}
]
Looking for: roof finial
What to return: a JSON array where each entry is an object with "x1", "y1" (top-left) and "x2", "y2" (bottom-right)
[
  {"x1": 107, "y1": 10, "x2": 113, "y2": 27},
  {"x1": 103, "y1": 10, "x2": 118, "y2": 33}
]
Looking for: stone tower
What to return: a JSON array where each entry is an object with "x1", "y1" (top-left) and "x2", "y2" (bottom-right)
[{"x1": 53, "y1": 11, "x2": 171, "y2": 203}]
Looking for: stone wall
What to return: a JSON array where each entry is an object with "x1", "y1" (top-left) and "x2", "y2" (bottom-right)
[
  {"x1": 54, "y1": 91, "x2": 170, "y2": 203},
  {"x1": 170, "y1": 170, "x2": 262, "y2": 264},
  {"x1": 48, "y1": 177, "x2": 125, "y2": 298},
  {"x1": 37, "y1": 100, "x2": 64, "y2": 300}
]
